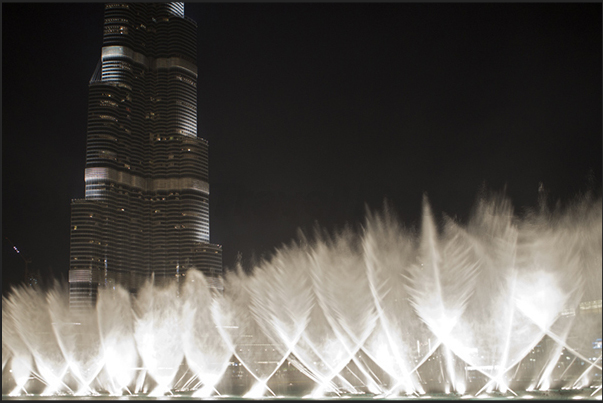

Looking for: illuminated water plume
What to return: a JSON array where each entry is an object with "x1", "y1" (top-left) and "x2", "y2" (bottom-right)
[{"x1": 2, "y1": 191, "x2": 601, "y2": 398}]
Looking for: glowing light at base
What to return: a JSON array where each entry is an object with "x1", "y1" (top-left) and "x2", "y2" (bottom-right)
[
  {"x1": 243, "y1": 382, "x2": 269, "y2": 399},
  {"x1": 192, "y1": 383, "x2": 217, "y2": 398}
]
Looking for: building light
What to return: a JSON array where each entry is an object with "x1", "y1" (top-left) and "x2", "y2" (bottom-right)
[{"x1": 68, "y1": 3, "x2": 221, "y2": 307}]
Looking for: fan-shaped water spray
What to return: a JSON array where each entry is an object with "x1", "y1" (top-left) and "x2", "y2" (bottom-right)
[{"x1": 2, "y1": 192, "x2": 601, "y2": 398}]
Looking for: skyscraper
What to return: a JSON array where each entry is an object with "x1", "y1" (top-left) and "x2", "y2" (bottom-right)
[{"x1": 69, "y1": 3, "x2": 222, "y2": 310}]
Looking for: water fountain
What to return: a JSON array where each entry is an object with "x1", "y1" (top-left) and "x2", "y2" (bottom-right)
[{"x1": 2, "y1": 192, "x2": 602, "y2": 399}]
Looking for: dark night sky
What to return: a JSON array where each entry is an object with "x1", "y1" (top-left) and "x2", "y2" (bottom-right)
[{"x1": 2, "y1": 3, "x2": 601, "y2": 295}]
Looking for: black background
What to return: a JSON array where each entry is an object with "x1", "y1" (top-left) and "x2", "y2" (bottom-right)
[{"x1": 2, "y1": 3, "x2": 601, "y2": 294}]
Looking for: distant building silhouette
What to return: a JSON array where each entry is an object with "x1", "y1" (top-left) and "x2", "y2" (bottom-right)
[{"x1": 69, "y1": 3, "x2": 222, "y2": 311}]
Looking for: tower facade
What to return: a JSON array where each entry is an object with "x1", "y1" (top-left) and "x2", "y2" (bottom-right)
[{"x1": 69, "y1": 3, "x2": 222, "y2": 310}]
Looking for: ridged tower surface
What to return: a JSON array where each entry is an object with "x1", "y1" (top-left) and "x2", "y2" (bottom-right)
[{"x1": 69, "y1": 3, "x2": 222, "y2": 310}]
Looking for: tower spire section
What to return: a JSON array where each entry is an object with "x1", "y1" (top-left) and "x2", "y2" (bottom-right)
[{"x1": 69, "y1": 3, "x2": 222, "y2": 311}]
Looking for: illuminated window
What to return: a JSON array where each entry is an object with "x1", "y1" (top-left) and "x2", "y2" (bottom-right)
[
  {"x1": 105, "y1": 17, "x2": 128, "y2": 23},
  {"x1": 117, "y1": 62, "x2": 132, "y2": 71},
  {"x1": 99, "y1": 150, "x2": 117, "y2": 159},
  {"x1": 105, "y1": 3, "x2": 129, "y2": 9},
  {"x1": 99, "y1": 114, "x2": 118, "y2": 122},
  {"x1": 104, "y1": 25, "x2": 128, "y2": 35},
  {"x1": 175, "y1": 100, "x2": 196, "y2": 110},
  {"x1": 580, "y1": 300, "x2": 602, "y2": 314},
  {"x1": 94, "y1": 133, "x2": 117, "y2": 141},
  {"x1": 100, "y1": 100, "x2": 118, "y2": 108},
  {"x1": 174, "y1": 75, "x2": 196, "y2": 88}
]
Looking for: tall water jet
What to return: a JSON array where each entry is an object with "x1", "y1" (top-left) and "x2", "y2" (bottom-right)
[
  {"x1": 133, "y1": 280, "x2": 184, "y2": 396},
  {"x1": 362, "y1": 205, "x2": 427, "y2": 396},
  {"x1": 6, "y1": 284, "x2": 70, "y2": 395},
  {"x1": 246, "y1": 239, "x2": 316, "y2": 395},
  {"x1": 3, "y1": 298, "x2": 34, "y2": 396},
  {"x1": 48, "y1": 283, "x2": 105, "y2": 396},
  {"x1": 306, "y1": 227, "x2": 380, "y2": 396},
  {"x1": 214, "y1": 266, "x2": 286, "y2": 398},
  {"x1": 180, "y1": 269, "x2": 231, "y2": 397},
  {"x1": 96, "y1": 285, "x2": 139, "y2": 395},
  {"x1": 404, "y1": 196, "x2": 482, "y2": 393}
]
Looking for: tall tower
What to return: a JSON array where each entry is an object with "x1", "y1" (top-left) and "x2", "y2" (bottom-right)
[{"x1": 69, "y1": 3, "x2": 222, "y2": 310}]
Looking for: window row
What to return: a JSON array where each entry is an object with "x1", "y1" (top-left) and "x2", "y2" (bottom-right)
[
  {"x1": 104, "y1": 25, "x2": 128, "y2": 35},
  {"x1": 105, "y1": 3, "x2": 129, "y2": 9},
  {"x1": 105, "y1": 17, "x2": 128, "y2": 24},
  {"x1": 175, "y1": 75, "x2": 196, "y2": 88}
]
